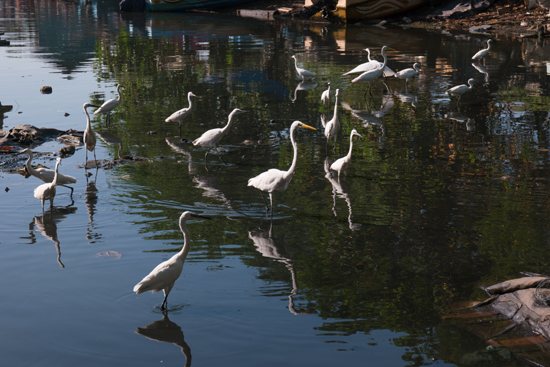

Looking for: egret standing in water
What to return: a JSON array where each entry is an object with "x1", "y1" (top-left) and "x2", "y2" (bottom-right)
[
  {"x1": 330, "y1": 129, "x2": 363, "y2": 179},
  {"x1": 291, "y1": 55, "x2": 316, "y2": 81},
  {"x1": 472, "y1": 39, "x2": 492, "y2": 61},
  {"x1": 21, "y1": 149, "x2": 77, "y2": 196},
  {"x1": 394, "y1": 63, "x2": 421, "y2": 86},
  {"x1": 351, "y1": 46, "x2": 392, "y2": 98},
  {"x1": 321, "y1": 82, "x2": 331, "y2": 105},
  {"x1": 192, "y1": 108, "x2": 247, "y2": 164},
  {"x1": 446, "y1": 78, "x2": 475, "y2": 103},
  {"x1": 343, "y1": 48, "x2": 395, "y2": 77},
  {"x1": 134, "y1": 211, "x2": 211, "y2": 311},
  {"x1": 83, "y1": 102, "x2": 98, "y2": 167},
  {"x1": 34, "y1": 157, "x2": 61, "y2": 213},
  {"x1": 165, "y1": 91, "x2": 197, "y2": 138},
  {"x1": 323, "y1": 88, "x2": 340, "y2": 149},
  {"x1": 93, "y1": 84, "x2": 124, "y2": 128},
  {"x1": 248, "y1": 121, "x2": 317, "y2": 216}
]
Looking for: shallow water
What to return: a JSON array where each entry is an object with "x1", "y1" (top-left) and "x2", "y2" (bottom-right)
[{"x1": 2, "y1": 0, "x2": 550, "y2": 365}]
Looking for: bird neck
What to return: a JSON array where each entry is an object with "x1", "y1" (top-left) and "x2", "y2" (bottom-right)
[
  {"x1": 178, "y1": 222, "x2": 192, "y2": 261},
  {"x1": 221, "y1": 112, "x2": 236, "y2": 134},
  {"x1": 332, "y1": 93, "x2": 339, "y2": 121},
  {"x1": 25, "y1": 153, "x2": 38, "y2": 176},
  {"x1": 187, "y1": 94, "x2": 195, "y2": 110},
  {"x1": 367, "y1": 49, "x2": 372, "y2": 62},
  {"x1": 116, "y1": 85, "x2": 122, "y2": 101},
  {"x1": 345, "y1": 135, "x2": 355, "y2": 160},
  {"x1": 52, "y1": 161, "x2": 60, "y2": 186},
  {"x1": 381, "y1": 49, "x2": 388, "y2": 69},
  {"x1": 85, "y1": 107, "x2": 92, "y2": 131},
  {"x1": 285, "y1": 125, "x2": 299, "y2": 178},
  {"x1": 293, "y1": 57, "x2": 299, "y2": 70}
]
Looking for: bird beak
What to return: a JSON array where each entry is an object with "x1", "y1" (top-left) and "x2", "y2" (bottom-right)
[
  {"x1": 299, "y1": 123, "x2": 317, "y2": 131},
  {"x1": 191, "y1": 213, "x2": 212, "y2": 220}
]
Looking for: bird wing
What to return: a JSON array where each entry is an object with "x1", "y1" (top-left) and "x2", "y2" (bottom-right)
[
  {"x1": 134, "y1": 260, "x2": 183, "y2": 294},
  {"x1": 472, "y1": 49, "x2": 487, "y2": 59},
  {"x1": 382, "y1": 66, "x2": 395, "y2": 77},
  {"x1": 34, "y1": 183, "x2": 55, "y2": 199},
  {"x1": 248, "y1": 169, "x2": 286, "y2": 192},
  {"x1": 330, "y1": 157, "x2": 346, "y2": 172},
  {"x1": 94, "y1": 98, "x2": 119, "y2": 114},
  {"x1": 343, "y1": 61, "x2": 379, "y2": 75},
  {"x1": 165, "y1": 107, "x2": 190, "y2": 122},
  {"x1": 192, "y1": 128, "x2": 223, "y2": 147}
]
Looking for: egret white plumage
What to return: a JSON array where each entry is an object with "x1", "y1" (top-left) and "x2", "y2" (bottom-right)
[
  {"x1": 83, "y1": 102, "x2": 98, "y2": 166},
  {"x1": 165, "y1": 91, "x2": 197, "y2": 138},
  {"x1": 21, "y1": 149, "x2": 77, "y2": 196},
  {"x1": 248, "y1": 121, "x2": 317, "y2": 215},
  {"x1": 394, "y1": 63, "x2": 421, "y2": 85},
  {"x1": 343, "y1": 48, "x2": 395, "y2": 77},
  {"x1": 192, "y1": 108, "x2": 247, "y2": 164},
  {"x1": 472, "y1": 39, "x2": 492, "y2": 60},
  {"x1": 291, "y1": 55, "x2": 316, "y2": 80},
  {"x1": 446, "y1": 78, "x2": 475, "y2": 103},
  {"x1": 34, "y1": 157, "x2": 61, "y2": 213},
  {"x1": 351, "y1": 46, "x2": 392, "y2": 98},
  {"x1": 133, "y1": 211, "x2": 211, "y2": 311},
  {"x1": 321, "y1": 82, "x2": 331, "y2": 105},
  {"x1": 93, "y1": 84, "x2": 124, "y2": 128},
  {"x1": 330, "y1": 129, "x2": 363, "y2": 179},
  {"x1": 323, "y1": 88, "x2": 340, "y2": 147}
]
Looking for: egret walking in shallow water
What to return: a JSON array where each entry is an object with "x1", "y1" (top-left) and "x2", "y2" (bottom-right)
[
  {"x1": 133, "y1": 211, "x2": 211, "y2": 311},
  {"x1": 321, "y1": 82, "x2": 331, "y2": 105},
  {"x1": 330, "y1": 129, "x2": 363, "y2": 179},
  {"x1": 93, "y1": 84, "x2": 124, "y2": 128},
  {"x1": 248, "y1": 121, "x2": 316, "y2": 216},
  {"x1": 472, "y1": 39, "x2": 492, "y2": 61},
  {"x1": 83, "y1": 102, "x2": 98, "y2": 166},
  {"x1": 192, "y1": 108, "x2": 247, "y2": 164},
  {"x1": 21, "y1": 149, "x2": 76, "y2": 196},
  {"x1": 446, "y1": 78, "x2": 475, "y2": 104},
  {"x1": 343, "y1": 48, "x2": 395, "y2": 77},
  {"x1": 351, "y1": 46, "x2": 392, "y2": 98},
  {"x1": 394, "y1": 62, "x2": 421, "y2": 86},
  {"x1": 291, "y1": 55, "x2": 316, "y2": 81},
  {"x1": 165, "y1": 91, "x2": 197, "y2": 138},
  {"x1": 323, "y1": 88, "x2": 340, "y2": 149},
  {"x1": 34, "y1": 157, "x2": 61, "y2": 213}
]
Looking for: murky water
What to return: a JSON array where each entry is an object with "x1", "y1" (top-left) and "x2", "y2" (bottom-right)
[{"x1": 2, "y1": 0, "x2": 550, "y2": 365}]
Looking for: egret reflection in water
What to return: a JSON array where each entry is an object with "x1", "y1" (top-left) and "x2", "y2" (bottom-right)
[
  {"x1": 341, "y1": 99, "x2": 390, "y2": 148},
  {"x1": 472, "y1": 62, "x2": 489, "y2": 84},
  {"x1": 31, "y1": 202, "x2": 77, "y2": 268},
  {"x1": 290, "y1": 79, "x2": 317, "y2": 103},
  {"x1": 248, "y1": 221, "x2": 305, "y2": 315},
  {"x1": 96, "y1": 130, "x2": 123, "y2": 159},
  {"x1": 136, "y1": 313, "x2": 192, "y2": 367},
  {"x1": 324, "y1": 157, "x2": 360, "y2": 231}
]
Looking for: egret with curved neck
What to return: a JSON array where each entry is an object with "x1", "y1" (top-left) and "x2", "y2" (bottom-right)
[
  {"x1": 134, "y1": 211, "x2": 211, "y2": 311},
  {"x1": 351, "y1": 45, "x2": 392, "y2": 98},
  {"x1": 472, "y1": 39, "x2": 492, "y2": 61},
  {"x1": 94, "y1": 84, "x2": 124, "y2": 128},
  {"x1": 324, "y1": 89, "x2": 340, "y2": 148},
  {"x1": 395, "y1": 62, "x2": 421, "y2": 86},
  {"x1": 34, "y1": 158, "x2": 61, "y2": 213},
  {"x1": 83, "y1": 102, "x2": 98, "y2": 167},
  {"x1": 166, "y1": 91, "x2": 197, "y2": 138},
  {"x1": 192, "y1": 108, "x2": 247, "y2": 164},
  {"x1": 446, "y1": 78, "x2": 475, "y2": 104},
  {"x1": 291, "y1": 55, "x2": 316, "y2": 81},
  {"x1": 330, "y1": 129, "x2": 363, "y2": 179},
  {"x1": 22, "y1": 149, "x2": 77, "y2": 196},
  {"x1": 248, "y1": 121, "x2": 317, "y2": 216}
]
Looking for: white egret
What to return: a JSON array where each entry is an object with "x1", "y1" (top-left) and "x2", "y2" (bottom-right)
[
  {"x1": 165, "y1": 91, "x2": 197, "y2": 138},
  {"x1": 83, "y1": 102, "x2": 98, "y2": 166},
  {"x1": 330, "y1": 129, "x2": 363, "y2": 179},
  {"x1": 343, "y1": 48, "x2": 395, "y2": 77},
  {"x1": 93, "y1": 84, "x2": 124, "y2": 128},
  {"x1": 394, "y1": 62, "x2": 421, "y2": 85},
  {"x1": 34, "y1": 157, "x2": 61, "y2": 213},
  {"x1": 192, "y1": 108, "x2": 247, "y2": 164},
  {"x1": 472, "y1": 39, "x2": 492, "y2": 60},
  {"x1": 324, "y1": 88, "x2": 340, "y2": 148},
  {"x1": 291, "y1": 55, "x2": 316, "y2": 80},
  {"x1": 351, "y1": 46, "x2": 392, "y2": 98},
  {"x1": 21, "y1": 149, "x2": 77, "y2": 196},
  {"x1": 134, "y1": 211, "x2": 211, "y2": 311},
  {"x1": 321, "y1": 82, "x2": 331, "y2": 104},
  {"x1": 247, "y1": 121, "x2": 317, "y2": 215},
  {"x1": 446, "y1": 78, "x2": 475, "y2": 103}
]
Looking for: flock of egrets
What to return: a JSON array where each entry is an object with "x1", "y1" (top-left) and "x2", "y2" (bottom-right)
[{"x1": 20, "y1": 39, "x2": 493, "y2": 310}]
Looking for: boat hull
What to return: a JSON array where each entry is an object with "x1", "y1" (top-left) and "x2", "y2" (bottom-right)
[
  {"x1": 305, "y1": 0, "x2": 428, "y2": 22},
  {"x1": 145, "y1": 0, "x2": 253, "y2": 12}
]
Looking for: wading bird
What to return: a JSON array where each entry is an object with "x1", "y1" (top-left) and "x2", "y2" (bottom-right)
[
  {"x1": 83, "y1": 102, "x2": 98, "y2": 166},
  {"x1": 351, "y1": 45, "x2": 392, "y2": 98},
  {"x1": 192, "y1": 108, "x2": 247, "y2": 164},
  {"x1": 21, "y1": 149, "x2": 77, "y2": 196},
  {"x1": 248, "y1": 121, "x2": 316, "y2": 216},
  {"x1": 446, "y1": 78, "x2": 475, "y2": 103},
  {"x1": 330, "y1": 129, "x2": 363, "y2": 179},
  {"x1": 291, "y1": 55, "x2": 316, "y2": 81},
  {"x1": 394, "y1": 62, "x2": 421, "y2": 86},
  {"x1": 134, "y1": 211, "x2": 211, "y2": 311},
  {"x1": 343, "y1": 48, "x2": 395, "y2": 77},
  {"x1": 34, "y1": 157, "x2": 61, "y2": 213},
  {"x1": 472, "y1": 39, "x2": 492, "y2": 61},
  {"x1": 323, "y1": 88, "x2": 340, "y2": 148},
  {"x1": 165, "y1": 91, "x2": 197, "y2": 138},
  {"x1": 321, "y1": 82, "x2": 331, "y2": 105},
  {"x1": 93, "y1": 84, "x2": 124, "y2": 128}
]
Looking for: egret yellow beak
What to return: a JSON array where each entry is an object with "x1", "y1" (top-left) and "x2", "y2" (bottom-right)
[{"x1": 299, "y1": 123, "x2": 317, "y2": 131}]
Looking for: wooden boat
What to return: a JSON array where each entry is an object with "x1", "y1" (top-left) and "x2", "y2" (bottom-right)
[
  {"x1": 304, "y1": 0, "x2": 428, "y2": 22},
  {"x1": 145, "y1": 0, "x2": 254, "y2": 12}
]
